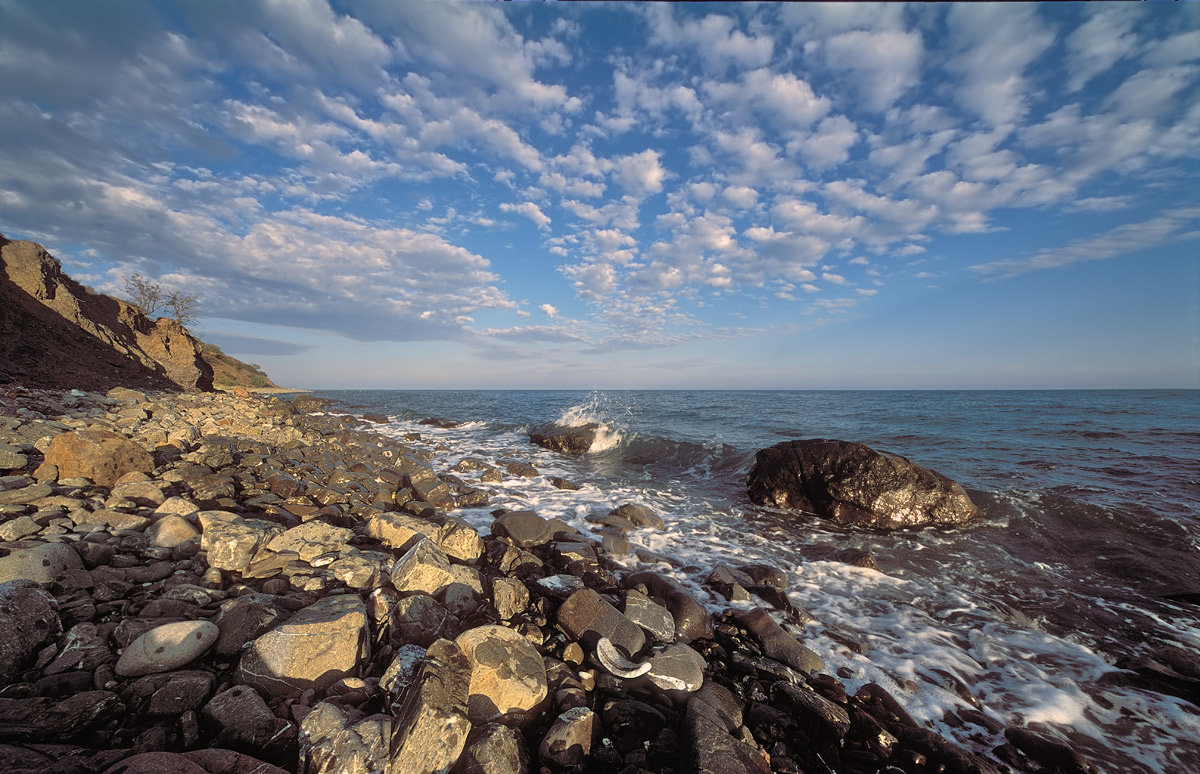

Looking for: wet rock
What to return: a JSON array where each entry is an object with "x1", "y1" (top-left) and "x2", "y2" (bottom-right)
[
  {"x1": 490, "y1": 576, "x2": 530, "y2": 621},
  {"x1": 99, "y1": 751, "x2": 209, "y2": 773},
  {"x1": 492, "y1": 511, "x2": 555, "y2": 549},
  {"x1": 114, "y1": 620, "x2": 219, "y2": 677},
  {"x1": 539, "y1": 706, "x2": 596, "y2": 767},
  {"x1": 610, "y1": 502, "x2": 665, "y2": 530},
  {"x1": 237, "y1": 594, "x2": 368, "y2": 698},
  {"x1": 181, "y1": 749, "x2": 290, "y2": 774},
  {"x1": 212, "y1": 594, "x2": 290, "y2": 659},
  {"x1": 1005, "y1": 726, "x2": 1095, "y2": 774},
  {"x1": 201, "y1": 685, "x2": 278, "y2": 748},
  {"x1": 772, "y1": 680, "x2": 851, "y2": 739},
  {"x1": 622, "y1": 589, "x2": 675, "y2": 643},
  {"x1": 0, "y1": 580, "x2": 61, "y2": 683},
  {"x1": 737, "y1": 563, "x2": 789, "y2": 589},
  {"x1": 43, "y1": 622, "x2": 111, "y2": 675},
  {"x1": 147, "y1": 671, "x2": 214, "y2": 715},
  {"x1": 647, "y1": 643, "x2": 706, "y2": 693},
  {"x1": 685, "y1": 694, "x2": 770, "y2": 774},
  {"x1": 301, "y1": 701, "x2": 391, "y2": 774},
  {"x1": 0, "y1": 541, "x2": 84, "y2": 584},
  {"x1": 707, "y1": 564, "x2": 753, "y2": 602},
  {"x1": 626, "y1": 571, "x2": 713, "y2": 643},
  {"x1": 557, "y1": 588, "x2": 646, "y2": 656},
  {"x1": 530, "y1": 423, "x2": 597, "y2": 456},
  {"x1": 747, "y1": 438, "x2": 981, "y2": 529},
  {"x1": 457, "y1": 722, "x2": 529, "y2": 774},
  {"x1": 387, "y1": 638, "x2": 472, "y2": 774},
  {"x1": 733, "y1": 607, "x2": 824, "y2": 675},
  {"x1": 456, "y1": 624, "x2": 548, "y2": 724},
  {"x1": 42, "y1": 429, "x2": 154, "y2": 487}
]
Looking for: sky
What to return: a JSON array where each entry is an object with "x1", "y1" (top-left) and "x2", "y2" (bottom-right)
[{"x1": 1, "y1": 1, "x2": 1197, "y2": 390}]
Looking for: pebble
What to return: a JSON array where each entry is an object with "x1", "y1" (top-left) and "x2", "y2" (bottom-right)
[{"x1": 114, "y1": 620, "x2": 219, "y2": 677}]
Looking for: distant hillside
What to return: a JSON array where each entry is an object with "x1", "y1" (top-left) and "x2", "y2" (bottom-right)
[
  {"x1": 200, "y1": 342, "x2": 278, "y2": 390},
  {"x1": 0, "y1": 233, "x2": 278, "y2": 393}
]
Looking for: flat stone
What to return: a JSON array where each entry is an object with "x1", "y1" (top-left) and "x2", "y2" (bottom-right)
[
  {"x1": 237, "y1": 594, "x2": 368, "y2": 697},
  {"x1": 390, "y1": 594, "x2": 459, "y2": 648},
  {"x1": 213, "y1": 594, "x2": 290, "y2": 659},
  {"x1": 622, "y1": 590, "x2": 675, "y2": 643},
  {"x1": 556, "y1": 588, "x2": 645, "y2": 656},
  {"x1": 262, "y1": 520, "x2": 353, "y2": 563},
  {"x1": 733, "y1": 607, "x2": 824, "y2": 675},
  {"x1": 148, "y1": 672, "x2": 214, "y2": 715},
  {"x1": 456, "y1": 624, "x2": 548, "y2": 724},
  {"x1": 0, "y1": 515, "x2": 40, "y2": 542},
  {"x1": 610, "y1": 503, "x2": 665, "y2": 530},
  {"x1": 115, "y1": 620, "x2": 219, "y2": 677},
  {"x1": 200, "y1": 517, "x2": 281, "y2": 572},
  {"x1": 0, "y1": 483, "x2": 52, "y2": 505},
  {"x1": 492, "y1": 511, "x2": 554, "y2": 548}
]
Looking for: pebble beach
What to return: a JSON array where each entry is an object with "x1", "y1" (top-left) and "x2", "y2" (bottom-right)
[{"x1": 0, "y1": 386, "x2": 1093, "y2": 774}]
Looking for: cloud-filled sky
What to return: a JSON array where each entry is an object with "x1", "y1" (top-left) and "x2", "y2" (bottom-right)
[{"x1": 1, "y1": 1, "x2": 1197, "y2": 389}]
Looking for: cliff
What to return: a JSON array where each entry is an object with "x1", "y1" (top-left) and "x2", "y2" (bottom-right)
[
  {"x1": 200, "y1": 342, "x2": 279, "y2": 390},
  {"x1": 0, "y1": 235, "x2": 214, "y2": 392}
]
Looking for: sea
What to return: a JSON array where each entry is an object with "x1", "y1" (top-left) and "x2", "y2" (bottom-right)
[{"x1": 309, "y1": 389, "x2": 1200, "y2": 773}]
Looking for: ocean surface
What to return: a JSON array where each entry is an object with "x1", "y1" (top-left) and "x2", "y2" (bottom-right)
[{"x1": 311, "y1": 389, "x2": 1200, "y2": 772}]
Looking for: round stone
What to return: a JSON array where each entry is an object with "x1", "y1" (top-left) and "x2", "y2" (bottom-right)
[
  {"x1": 456, "y1": 624, "x2": 548, "y2": 724},
  {"x1": 115, "y1": 620, "x2": 219, "y2": 677}
]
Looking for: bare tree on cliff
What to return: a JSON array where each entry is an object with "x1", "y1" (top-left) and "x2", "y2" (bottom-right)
[{"x1": 124, "y1": 273, "x2": 200, "y2": 327}]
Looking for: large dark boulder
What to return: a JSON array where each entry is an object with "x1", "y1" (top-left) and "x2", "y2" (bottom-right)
[
  {"x1": 530, "y1": 423, "x2": 598, "y2": 455},
  {"x1": 746, "y1": 439, "x2": 980, "y2": 529}
]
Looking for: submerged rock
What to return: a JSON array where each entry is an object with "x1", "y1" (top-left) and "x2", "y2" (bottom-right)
[
  {"x1": 530, "y1": 423, "x2": 598, "y2": 456},
  {"x1": 747, "y1": 438, "x2": 981, "y2": 529}
]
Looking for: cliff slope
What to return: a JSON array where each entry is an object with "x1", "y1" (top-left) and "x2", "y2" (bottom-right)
[{"x1": 0, "y1": 235, "x2": 214, "y2": 392}]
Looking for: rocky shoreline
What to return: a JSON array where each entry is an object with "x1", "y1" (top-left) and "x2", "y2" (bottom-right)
[{"x1": 0, "y1": 386, "x2": 1091, "y2": 774}]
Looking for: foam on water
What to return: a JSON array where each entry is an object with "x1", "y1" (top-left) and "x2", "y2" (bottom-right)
[
  {"x1": 554, "y1": 392, "x2": 626, "y2": 452},
  {"x1": 363, "y1": 412, "x2": 1200, "y2": 774}
]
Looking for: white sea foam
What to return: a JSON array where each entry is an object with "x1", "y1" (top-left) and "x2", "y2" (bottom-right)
[
  {"x1": 554, "y1": 393, "x2": 626, "y2": 452},
  {"x1": 376, "y1": 415, "x2": 1200, "y2": 774}
]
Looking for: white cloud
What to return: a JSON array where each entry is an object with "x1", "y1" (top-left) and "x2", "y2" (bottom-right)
[
  {"x1": 614, "y1": 149, "x2": 667, "y2": 197},
  {"x1": 1065, "y1": 5, "x2": 1140, "y2": 91},
  {"x1": 972, "y1": 206, "x2": 1200, "y2": 280},
  {"x1": 822, "y1": 29, "x2": 923, "y2": 112},
  {"x1": 723, "y1": 185, "x2": 758, "y2": 208},
  {"x1": 793, "y1": 115, "x2": 858, "y2": 170},
  {"x1": 647, "y1": 6, "x2": 773, "y2": 71},
  {"x1": 1104, "y1": 65, "x2": 1199, "y2": 120},
  {"x1": 540, "y1": 303, "x2": 559, "y2": 318},
  {"x1": 945, "y1": 4, "x2": 1055, "y2": 126},
  {"x1": 500, "y1": 201, "x2": 551, "y2": 230}
]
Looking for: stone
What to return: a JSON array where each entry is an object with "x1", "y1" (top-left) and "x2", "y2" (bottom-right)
[
  {"x1": 148, "y1": 672, "x2": 214, "y2": 715},
  {"x1": 182, "y1": 749, "x2": 290, "y2": 774},
  {"x1": 114, "y1": 620, "x2": 219, "y2": 677},
  {"x1": 707, "y1": 564, "x2": 753, "y2": 602},
  {"x1": 530, "y1": 423, "x2": 598, "y2": 455},
  {"x1": 390, "y1": 594, "x2": 459, "y2": 648},
  {"x1": 43, "y1": 622, "x2": 112, "y2": 675},
  {"x1": 0, "y1": 445, "x2": 28, "y2": 471},
  {"x1": 387, "y1": 638, "x2": 472, "y2": 774},
  {"x1": 42, "y1": 429, "x2": 154, "y2": 487},
  {"x1": 202, "y1": 515, "x2": 282, "y2": 572},
  {"x1": 492, "y1": 511, "x2": 554, "y2": 548},
  {"x1": 772, "y1": 680, "x2": 851, "y2": 739},
  {"x1": 389, "y1": 537, "x2": 455, "y2": 596},
  {"x1": 646, "y1": 643, "x2": 706, "y2": 693},
  {"x1": 538, "y1": 706, "x2": 596, "y2": 766},
  {"x1": 0, "y1": 580, "x2": 61, "y2": 683},
  {"x1": 457, "y1": 722, "x2": 529, "y2": 774},
  {"x1": 686, "y1": 695, "x2": 771, "y2": 774},
  {"x1": 747, "y1": 439, "x2": 981, "y2": 529},
  {"x1": 0, "y1": 690, "x2": 124, "y2": 742},
  {"x1": 556, "y1": 588, "x2": 646, "y2": 656},
  {"x1": 0, "y1": 515, "x2": 39, "y2": 541},
  {"x1": 0, "y1": 541, "x2": 84, "y2": 585},
  {"x1": 100, "y1": 752, "x2": 208, "y2": 773},
  {"x1": 202, "y1": 685, "x2": 279, "y2": 748},
  {"x1": 212, "y1": 594, "x2": 290, "y2": 659},
  {"x1": 610, "y1": 502, "x2": 665, "y2": 530},
  {"x1": 380, "y1": 644, "x2": 427, "y2": 703},
  {"x1": 738, "y1": 563, "x2": 788, "y2": 589},
  {"x1": 147, "y1": 514, "x2": 200, "y2": 548},
  {"x1": 622, "y1": 590, "x2": 675, "y2": 643},
  {"x1": 733, "y1": 608, "x2": 824, "y2": 675},
  {"x1": 490, "y1": 576, "x2": 529, "y2": 620},
  {"x1": 625, "y1": 571, "x2": 714, "y2": 643},
  {"x1": 261, "y1": 520, "x2": 353, "y2": 563},
  {"x1": 237, "y1": 594, "x2": 368, "y2": 697},
  {"x1": 301, "y1": 701, "x2": 391, "y2": 774},
  {"x1": 456, "y1": 625, "x2": 548, "y2": 724}
]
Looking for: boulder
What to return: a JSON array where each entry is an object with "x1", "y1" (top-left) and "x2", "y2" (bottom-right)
[
  {"x1": 0, "y1": 541, "x2": 84, "y2": 585},
  {"x1": 530, "y1": 423, "x2": 598, "y2": 456},
  {"x1": 301, "y1": 701, "x2": 391, "y2": 774},
  {"x1": 733, "y1": 608, "x2": 824, "y2": 676},
  {"x1": 492, "y1": 511, "x2": 555, "y2": 549},
  {"x1": 556, "y1": 588, "x2": 645, "y2": 656},
  {"x1": 457, "y1": 722, "x2": 529, "y2": 774},
  {"x1": 610, "y1": 502, "x2": 665, "y2": 530},
  {"x1": 747, "y1": 439, "x2": 980, "y2": 529},
  {"x1": 455, "y1": 625, "x2": 548, "y2": 724},
  {"x1": 646, "y1": 643, "x2": 706, "y2": 693},
  {"x1": 201, "y1": 685, "x2": 278, "y2": 748},
  {"x1": 538, "y1": 707, "x2": 596, "y2": 766},
  {"x1": 0, "y1": 580, "x2": 61, "y2": 683},
  {"x1": 42, "y1": 429, "x2": 154, "y2": 487},
  {"x1": 237, "y1": 594, "x2": 368, "y2": 697},
  {"x1": 389, "y1": 538, "x2": 456, "y2": 596},
  {"x1": 387, "y1": 638, "x2": 472, "y2": 774},
  {"x1": 625, "y1": 571, "x2": 713, "y2": 644}
]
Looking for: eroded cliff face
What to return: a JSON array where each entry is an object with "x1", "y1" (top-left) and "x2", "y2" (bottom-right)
[{"x1": 0, "y1": 236, "x2": 214, "y2": 392}]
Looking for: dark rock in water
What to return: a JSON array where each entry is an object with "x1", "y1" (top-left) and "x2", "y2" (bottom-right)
[
  {"x1": 557, "y1": 588, "x2": 646, "y2": 656},
  {"x1": 1004, "y1": 727, "x2": 1095, "y2": 774},
  {"x1": 549, "y1": 476, "x2": 580, "y2": 491},
  {"x1": 530, "y1": 423, "x2": 598, "y2": 456},
  {"x1": 747, "y1": 438, "x2": 981, "y2": 529},
  {"x1": 291, "y1": 395, "x2": 332, "y2": 413},
  {"x1": 361, "y1": 412, "x2": 389, "y2": 424},
  {"x1": 625, "y1": 571, "x2": 713, "y2": 644},
  {"x1": 419, "y1": 417, "x2": 460, "y2": 429},
  {"x1": 610, "y1": 502, "x2": 665, "y2": 530},
  {"x1": 733, "y1": 608, "x2": 823, "y2": 675}
]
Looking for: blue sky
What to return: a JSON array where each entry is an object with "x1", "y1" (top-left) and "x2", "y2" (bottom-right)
[{"x1": 1, "y1": 1, "x2": 1197, "y2": 389}]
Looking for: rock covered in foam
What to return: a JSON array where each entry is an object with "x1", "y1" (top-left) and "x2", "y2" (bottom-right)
[{"x1": 530, "y1": 422, "x2": 598, "y2": 455}]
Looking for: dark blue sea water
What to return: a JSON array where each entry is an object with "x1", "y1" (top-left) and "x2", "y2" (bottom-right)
[{"x1": 311, "y1": 389, "x2": 1200, "y2": 772}]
